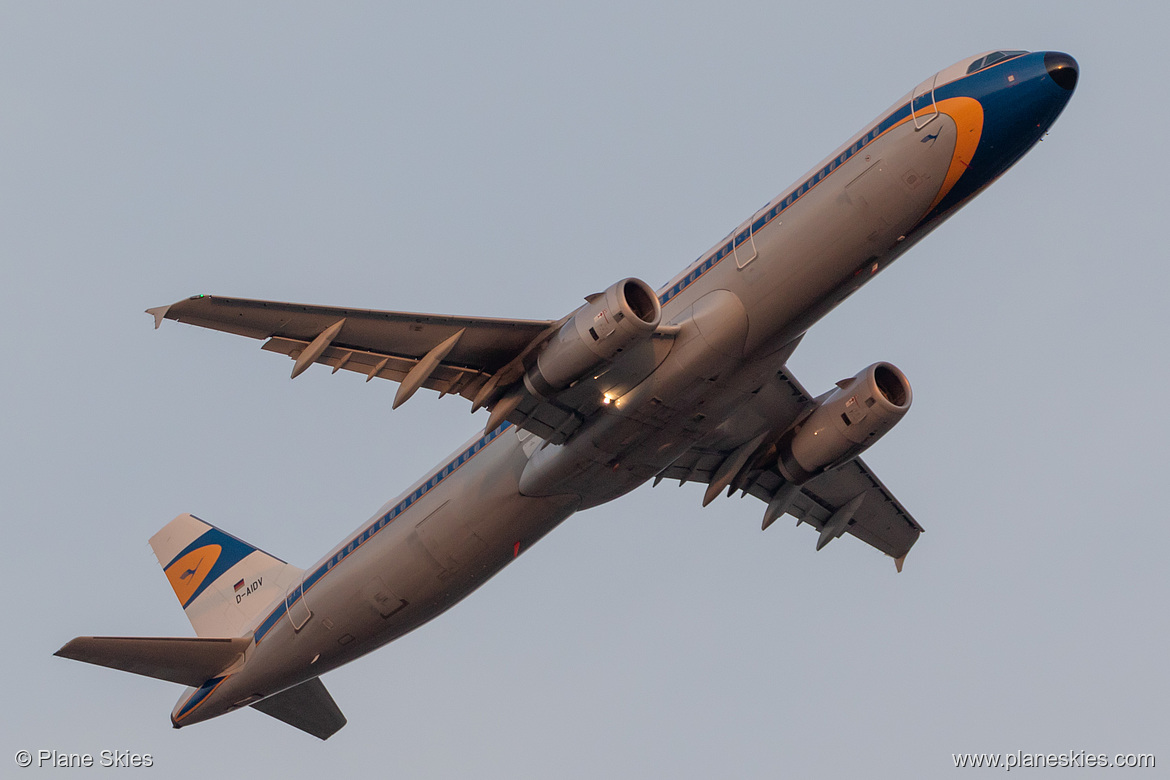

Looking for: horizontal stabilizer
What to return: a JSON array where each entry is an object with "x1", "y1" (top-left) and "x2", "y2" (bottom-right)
[
  {"x1": 55, "y1": 636, "x2": 250, "y2": 687},
  {"x1": 252, "y1": 677, "x2": 347, "y2": 740}
]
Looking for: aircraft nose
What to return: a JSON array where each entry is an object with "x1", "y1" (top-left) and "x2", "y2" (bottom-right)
[{"x1": 1044, "y1": 52, "x2": 1078, "y2": 91}]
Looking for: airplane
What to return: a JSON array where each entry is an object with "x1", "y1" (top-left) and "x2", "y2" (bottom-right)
[{"x1": 57, "y1": 50, "x2": 1078, "y2": 739}]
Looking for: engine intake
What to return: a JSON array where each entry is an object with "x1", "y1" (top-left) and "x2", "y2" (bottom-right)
[
  {"x1": 524, "y1": 278, "x2": 661, "y2": 398},
  {"x1": 776, "y1": 362, "x2": 912, "y2": 484}
]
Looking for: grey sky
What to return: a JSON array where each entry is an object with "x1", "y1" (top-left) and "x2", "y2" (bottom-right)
[{"x1": 3, "y1": 2, "x2": 1165, "y2": 777}]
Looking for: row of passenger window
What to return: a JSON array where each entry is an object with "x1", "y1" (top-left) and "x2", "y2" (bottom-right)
[
  {"x1": 659, "y1": 117, "x2": 890, "y2": 305},
  {"x1": 310, "y1": 425, "x2": 508, "y2": 586},
  {"x1": 258, "y1": 411, "x2": 514, "y2": 641}
]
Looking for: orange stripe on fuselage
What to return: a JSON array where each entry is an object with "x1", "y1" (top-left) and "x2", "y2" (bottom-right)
[
  {"x1": 864, "y1": 96, "x2": 985, "y2": 217},
  {"x1": 924, "y1": 97, "x2": 984, "y2": 212}
]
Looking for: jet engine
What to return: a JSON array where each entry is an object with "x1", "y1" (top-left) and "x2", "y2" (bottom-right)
[
  {"x1": 776, "y1": 362, "x2": 912, "y2": 484},
  {"x1": 523, "y1": 277, "x2": 661, "y2": 398}
]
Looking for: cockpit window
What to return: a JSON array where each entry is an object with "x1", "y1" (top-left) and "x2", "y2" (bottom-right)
[{"x1": 966, "y1": 50, "x2": 1028, "y2": 74}]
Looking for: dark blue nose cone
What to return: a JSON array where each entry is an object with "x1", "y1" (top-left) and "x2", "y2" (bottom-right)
[{"x1": 1044, "y1": 52, "x2": 1078, "y2": 91}]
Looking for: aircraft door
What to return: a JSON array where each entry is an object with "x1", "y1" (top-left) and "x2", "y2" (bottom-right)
[
  {"x1": 911, "y1": 72, "x2": 939, "y2": 130},
  {"x1": 286, "y1": 577, "x2": 312, "y2": 631},
  {"x1": 732, "y1": 215, "x2": 759, "y2": 269}
]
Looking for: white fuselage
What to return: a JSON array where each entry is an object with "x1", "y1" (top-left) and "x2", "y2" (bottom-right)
[{"x1": 172, "y1": 50, "x2": 1076, "y2": 727}]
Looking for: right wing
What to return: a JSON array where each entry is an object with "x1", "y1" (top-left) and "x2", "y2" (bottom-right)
[
  {"x1": 148, "y1": 295, "x2": 556, "y2": 405},
  {"x1": 149, "y1": 294, "x2": 676, "y2": 444}
]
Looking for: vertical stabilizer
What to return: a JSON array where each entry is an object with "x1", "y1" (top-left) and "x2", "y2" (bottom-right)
[{"x1": 149, "y1": 514, "x2": 302, "y2": 638}]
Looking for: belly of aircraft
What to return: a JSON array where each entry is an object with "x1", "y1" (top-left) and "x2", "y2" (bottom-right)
[{"x1": 203, "y1": 433, "x2": 581, "y2": 714}]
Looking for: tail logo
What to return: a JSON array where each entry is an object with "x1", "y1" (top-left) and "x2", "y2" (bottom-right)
[
  {"x1": 164, "y1": 545, "x2": 222, "y2": 606},
  {"x1": 180, "y1": 560, "x2": 204, "y2": 581}
]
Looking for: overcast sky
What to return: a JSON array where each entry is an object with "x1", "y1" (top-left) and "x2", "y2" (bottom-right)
[{"x1": 3, "y1": 2, "x2": 1165, "y2": 777}]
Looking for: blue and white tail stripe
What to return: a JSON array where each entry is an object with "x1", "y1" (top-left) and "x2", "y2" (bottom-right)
[{"x1": 150, "y1": 513, "x2": 303, "y2": 638}]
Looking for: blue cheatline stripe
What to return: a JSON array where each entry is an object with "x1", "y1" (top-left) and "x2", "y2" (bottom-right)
[
  {"x1": 654, "y1": 57, "x2": 1007, "y2": 308},
  {"x1": 656, "y1": 106, "x2": 910, "y2": 307},
  {"x1": 174, "y1": 676, "x2": 227, "y2": 722},
  {"x1": 254, "y1": 600, "x2": 287, "y2": 641},
  {"x1": 253, "y1": 422, "x2": 513, "y2": 644}
]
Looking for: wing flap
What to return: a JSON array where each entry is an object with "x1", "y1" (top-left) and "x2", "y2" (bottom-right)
[
  {"x1": 54, "y1": 636, "x2": 250, "y2": 687},
  {"x1": 664, "y1": 451, "x2": 921, "y2": 559},
  {"x1": 251, "y1": 677, "x2": 347, "y2": 740},
  {"x1": 261, "y1": 336, "x2": 487, "y2": 399},
  {"x1": 657, "y1": 364, "x2": 923, "y2": 561},
  {"x1": 799, "y1": 458, "x2": 923, "y2": 557}
]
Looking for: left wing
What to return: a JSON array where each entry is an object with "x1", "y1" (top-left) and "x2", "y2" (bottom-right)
[{"x1": 659, "y1": 449, "x2": 922, "y2": 564}]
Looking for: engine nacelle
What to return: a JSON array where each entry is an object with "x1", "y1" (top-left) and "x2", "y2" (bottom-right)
[
  {"x1": 524, "y1": 277, "x2": 661, "y2": 398},
  {"x1": 776, "y1": 362, "x2": 912, "y2": 484}
]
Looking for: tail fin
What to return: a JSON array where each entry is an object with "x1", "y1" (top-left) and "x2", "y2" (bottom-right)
[{"x1": 149, "y1": 513, "x2": 302, "y2": 638}]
